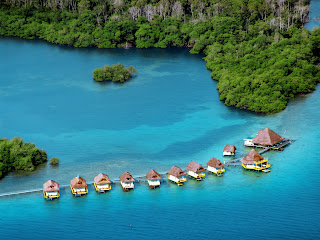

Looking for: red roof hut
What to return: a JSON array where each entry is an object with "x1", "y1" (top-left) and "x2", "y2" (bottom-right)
[
  {"x1": 146, "y1": 169, "x2": 161, "y2": 188},
  {"x1": 186, "y1": 161, "x2": 206, "y2": 180},
  {"x1": 252, "y1": 128, "x2": 284, "y2": 146}
]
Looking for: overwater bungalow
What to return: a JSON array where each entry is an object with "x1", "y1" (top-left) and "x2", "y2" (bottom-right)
[
  {"x1": 146, "y1": 169, "x2": 161, "y2": 189},
  {"x1": 186, "y1": 161, "x2": 206, "y2": 181},
  {"x1": 240, "y1": 149, "x2": 271, "y2": 172},
  {"x1": 43, "y1": 180, "x2": 60, "y2": 200},
  {"x1": 167, "y1": 166, "x2": 187, "y2": 186},
  {"x1": 120, "y1": 172, "x2": 135, "y2": 191},
  {"x1": 94, "y1": 173, "x2": 111, "y2": 193},
  {"x1": 207, "y1": 158, "x2": 225, "y2": 176},
  {"x1": 244, "y1": 127, "x2": 286, "y2": 149},
  {"x1": 223, "y1": 145, "x2": 237, "y2": 156},
  {"x1": 70, "y1": 176, "x2": 88, "y2": 196}
]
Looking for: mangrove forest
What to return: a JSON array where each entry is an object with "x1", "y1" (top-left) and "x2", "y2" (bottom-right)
[
  {"x1": 0, "y1": 137, "x2": 48, "y2": 178},
  {"x1": 0, "y1": 0, "x2": 319, "y2": 113},
  {"x1": 93, "y1": 64, "x2": 137, "y2": 82}
]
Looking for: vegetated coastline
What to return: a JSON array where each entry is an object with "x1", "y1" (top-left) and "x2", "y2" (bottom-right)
[
  {"x1": 93, "y1": 64, "x2": 137, "y2": 82},
  {"x1": 0, "y1": 0, "x2": 319, "y2": 113},
  {"x1": 0, "y1": 137, "x2": 48, "y2": 178}
]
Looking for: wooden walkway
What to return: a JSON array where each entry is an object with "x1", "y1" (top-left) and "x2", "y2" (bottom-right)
[
  {"x1": 224, "y1": 148, "x2": 270, "y2": 165},
  {"x1": 0, "y1": 177, "x2": 166, "y2": 198},
  {"x1": 0, "y1": 140, "x2": 292, "y2": 198},
  {"x1": 224, "y1": 139, "x2": 292, "y2": 166}
]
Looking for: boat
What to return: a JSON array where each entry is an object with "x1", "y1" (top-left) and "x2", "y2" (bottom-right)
[
  {"x1": 43, "y1": 180, "x2": 60, "y2": 200},
  {"x1": 207, "y1": 158, "x2": 225, "y2": 176},
  {"x1": 223, "y1": 145, "x2": 236, "y2": 156},
  {"x1": 186, "y1": 161, "x2": 206, "y2": 181},
  {"x1": 70, "y1": 176, "x2": 88, "y2": 196},
  {"x1": 119, "y1": 172, "x2": 135, "y2": 191},
  {"x1": 167, "y1": 166, "x2": 187, "y2": 186},
  {"x1": 94, "y1": 173, "x2": 111, "y2": 193},
  {"x1": 146, "y1": 169, "x2": 161, "y2": 189},
  {"x1": 240, "y1": 149, "x2": 271, "y2": 172}
]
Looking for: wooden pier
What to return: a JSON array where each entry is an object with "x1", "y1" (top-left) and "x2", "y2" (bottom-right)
[
  {"x1": 0, "y1": 140, "x2": 292, "y2": 198},
  {"x1": 224, "y1": 148, "x2": 269, "y2": 166},
  {"x1": 224, "y1": 139, "x2": 292, "y2": 166},
  {"x1": 247, "y1": 139, "x2": 292, "y2": 151}
]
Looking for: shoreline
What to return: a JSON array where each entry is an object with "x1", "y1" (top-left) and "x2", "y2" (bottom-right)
[{"x1": 1, "y1": 1, "x2": 318, "y2": 114}]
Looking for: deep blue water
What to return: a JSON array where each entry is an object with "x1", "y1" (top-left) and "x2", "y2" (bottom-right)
[{"x1": 1, "y1": 12, "x2": 320, "y2": 239}]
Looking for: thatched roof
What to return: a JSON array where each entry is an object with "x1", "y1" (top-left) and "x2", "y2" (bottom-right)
[
  {"x1": 240, "y1": 149, "x2": 264, "y2": 164},
  {"x1": 252, "y1": 128, "x2": 284, "y2": 146},
  {"x1": 223, "y1": 145, "x2": 236, "y2": 152},
  {"x1": 186, "y1": 161, "x2": 205, "y2": 173},
  {"x1": 167, "y1": 166, "x2": 186, "y2": 177},
  {"x1": 119, "y1": 172, "x2": 135, "y2": 183},
  {"x1": 146, "y1": 169, "x2": 161, "y2": 180},
  {"x1": 43, "y1": 180, "x2": 60, "y2": 192},
  {"x1": 70, "y1": 176, "x2": 88, "y2": 188},
  {"x1": 94, "y1": 173, "x2": 111, "y2": 185},
  {"x1": 207, "y1": 158, "x2": 224, "y2": 168}
]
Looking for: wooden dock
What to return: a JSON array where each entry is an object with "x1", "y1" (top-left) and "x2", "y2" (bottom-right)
[
  {"x1": 0, "y1": 140, "x2": 292, "y2": 198},
  {"x1": 223, "y1": 147, "x2": 269, "y2": 166},
  {"x1": 224, "y1": 139, "x2": 292, "y2": 166}
]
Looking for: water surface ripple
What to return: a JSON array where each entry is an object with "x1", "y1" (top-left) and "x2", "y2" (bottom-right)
[{"x1": 0, "y1": 25, "x2": 320, "y2": 239}]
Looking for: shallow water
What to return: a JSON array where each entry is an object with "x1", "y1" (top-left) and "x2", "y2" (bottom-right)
[
  {"x1": 305, "y1": 0, "x2": 320, "y2": 29},
  {"x1": 0, "y1": 17, "x2": 320, "y2": 239}
]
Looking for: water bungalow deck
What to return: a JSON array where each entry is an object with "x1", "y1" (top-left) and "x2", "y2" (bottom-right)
[
  {"x1": 0, "y1": 139, "x2": 292, "y2": 198},
  {"x1": 246, "y1": 139, "x2": 292, "y2": 150},
  {"x1": 224, "y1": 149, "x2": 270, "y2": 166},
  {"x1": 224, "y1": 139, "x2": 292, "y2": 166}
]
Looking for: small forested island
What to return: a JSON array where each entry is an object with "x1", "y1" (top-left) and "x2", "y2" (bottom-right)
[
  {"x1": 93, "y1": 64, "x2": 137, "y2": 82},
  {"x1": 0, "y1": 0, "x2": 319, "y2": 113},
  {"x1": 49, "y1": 157, "x2": 60, "y2": 165},
  {"x1": 0, "y1": 137, "x2": 48, "y2": 178}
]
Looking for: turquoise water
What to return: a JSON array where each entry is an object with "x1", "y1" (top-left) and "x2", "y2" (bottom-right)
[
  {"x1": 305, "y1": 0, "x2": 320, "y2": 29},
  {"x1": 1, "y1": 17, "x2": 320, "y2": 239}
]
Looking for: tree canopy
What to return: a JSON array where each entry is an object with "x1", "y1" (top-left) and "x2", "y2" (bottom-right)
[
  {"x1": 0, "y1": 0, "x2": 319, "y2": 113},
  {"x1": 0, "y1": 137, "x2": 48, "y2": 178},
  {"x1": 93, "y1": 64, "x2": 137, "y2": 82}
]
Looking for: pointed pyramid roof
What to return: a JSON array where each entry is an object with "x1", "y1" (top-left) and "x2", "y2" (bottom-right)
[
  {"x1": 119, "y1": 172, "x2": 135, "y2": 183},
  {"x1": 94, "y1": 173, "x2": 111, "y2": 185},
  {"x1": 223, "y1": 145, "x2": 236, "y2": 152},
  {"x1": 167, "y1": 166, "x2": 186, "y2": 177},
  {"x1": 252, "y1": 128, "x2": 284, "y2": 146},
  {"x1": 70, "y1": 176, "x2": 88, "y2": 188},
  {"x1": 146, "y1": 169, "x2": 161, "y2": 180},
  {"x1": 207, "y1": 158, "x2": 224, "y2": 168},
  {"x1": 186, "y1": 161, "x2": 205, "y2": 173},
  {"x1": 43, "y1": 180, "x2": 60, "y2": 192},
  {"x1": 240, "y1": 149, "x2": 265, "y2": 164}
]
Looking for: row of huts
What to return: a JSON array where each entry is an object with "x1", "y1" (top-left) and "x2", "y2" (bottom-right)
[
  {"x1": 43, "y1": 158, "x2": 226, "y2": 199},
  {"x1": 43, "y1": 128, "x2": 289, "y2": 200}
]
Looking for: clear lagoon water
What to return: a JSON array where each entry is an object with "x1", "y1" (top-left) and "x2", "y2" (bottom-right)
[
  {"x1": 305, "y1": 0, "x2": 320, "y2": 30},
  {"x1": 1, "y1": 11, "x2": 320, "y2": 239}
]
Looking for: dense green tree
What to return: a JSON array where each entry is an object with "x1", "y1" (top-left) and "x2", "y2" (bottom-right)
[
  {"x1": 0, "y1": 137, "x2": 48, "y2": 178},
  {"x1": 0, "y1": 0, "x2": 319, "y2": 113},
  {"x1": 93, "y1": 64, "x2": 138, "y2": 82},
  {"x1": 49, "y1": 157, "x2": 60, "y2": 165}
]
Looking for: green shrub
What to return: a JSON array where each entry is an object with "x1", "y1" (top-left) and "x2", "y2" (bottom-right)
[
  {"x1": 0, "y1": 137, "x2": 47, "y2": 178},
  {"x1": 93, "y1": 64, "x2": 137, "y2": 83},
  {"x1": 49, "y1": 157, "x2": 59, "y2": 165}
]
